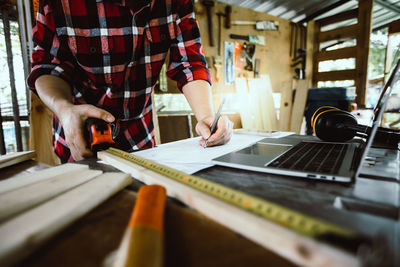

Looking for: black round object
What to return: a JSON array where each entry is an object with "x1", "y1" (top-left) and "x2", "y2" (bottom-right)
[{"x1": 313, "y1": 109, "x2": 358, "y2": 142}]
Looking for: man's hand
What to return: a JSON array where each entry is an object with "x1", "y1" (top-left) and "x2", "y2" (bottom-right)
[
  {"x1": 195, "y1": 115, "x2": 233, "y2": 147},
  {"x1": 58, "y1": 103, "x2": 115, "y2": 161},
  {"x1": 35, "y1": 75, "x2": 115, "y2": 161}
]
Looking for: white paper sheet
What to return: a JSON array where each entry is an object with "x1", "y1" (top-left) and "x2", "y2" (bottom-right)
[{"x1": 133, "y1": 132, "x2": 293, "y2": 174}]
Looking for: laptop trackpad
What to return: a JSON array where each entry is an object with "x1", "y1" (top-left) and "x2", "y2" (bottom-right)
[{"x1": 237, "y1": 143, "x2": 293, "y2": 164}]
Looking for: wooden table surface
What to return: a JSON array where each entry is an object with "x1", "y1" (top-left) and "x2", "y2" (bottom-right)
[{"x1": 2, "y1": 160, "x2": 295, "y2": 267}]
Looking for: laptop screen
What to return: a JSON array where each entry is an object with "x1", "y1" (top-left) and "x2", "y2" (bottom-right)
[{"x1": 354, "y1": 56, "x2": 400, "y2": 179}]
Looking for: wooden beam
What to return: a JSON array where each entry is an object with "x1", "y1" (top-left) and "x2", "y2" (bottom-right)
[
  {"x1": 0, "y1": 151, "x2": 36, "y2": 170},
  {"x1": 0, "y1": 163, "x2": 88, "y2": 194},
  {"x1": 317, "y1": 8, "x2": 358, "y2": 27},
  {"x1": 0, "y1": 172, "x2": 131, "y2": 266},
  {"x1": 355, "y1": 0, "x2": 373, "y2": 106},
  {"x1": 98, "y1": 151, "x2": 359, "y2": 267},
  {"x1": 289, "y1": 80, "x2": 309, "y2": 134},
  {"x1": 29, "y1": 93, "x2": 60, "y2": 165},
  {"x1": 0, "y1": 169, "x2": 102, "y2": 222},
  {"x1": 278, "y1": 81, "x2": 293, "y2": 131},
  {"x1": 298, "y1": 0, "x2": 352, "y2": 24},
  {"x1": 306, "y1": 21, "x2": 315, "y2": 88},
  {"x1": 318, "y1": 24, "x2": 358, "y2": 43},
  {"x1": 388, "y1": 19, "x2": 400, "y2": 35},
  {"x1": 2, "y1": 9, "x2": 22, "y2": 151},
  {"x1": 316, "y1": 47, "x2": 357, "y2": 62},
  {"x1": 0, "y1": 104, "x2": 5, "y2": 155},
  {"x1": 315, "y1": 69, "x2": 357, "y2": 81},
  {"x1": 374, "y1": 0, "x2": 400, "y2": 14},
  {"x1": 151, "y1": 93, "x2": 161, "y2": 145},
  {"x1": 312, "y1": 22, "x2": 321, "y2": 87}
]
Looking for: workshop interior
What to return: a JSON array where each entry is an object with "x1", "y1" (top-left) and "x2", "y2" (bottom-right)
[{"x1": 0, "y1": 0, "x2": 400, "y2": 266}]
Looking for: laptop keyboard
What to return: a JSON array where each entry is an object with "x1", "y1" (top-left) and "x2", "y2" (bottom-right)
[{"x1": 267, "y1": 142, "x2": 349, "y2": 174}]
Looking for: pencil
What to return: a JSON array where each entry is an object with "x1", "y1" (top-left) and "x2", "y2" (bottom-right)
[
  {"x1": 113, "y1": 185, "x2": 166, "y2": 267},
  {"x1": 204, "y1": 98, "x2": 226, "y2": 148}
]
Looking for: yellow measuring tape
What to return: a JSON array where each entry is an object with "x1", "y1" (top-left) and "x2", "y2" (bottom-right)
[{"x1": 105, "y1": 147, "x2": 358, "y2": 240}]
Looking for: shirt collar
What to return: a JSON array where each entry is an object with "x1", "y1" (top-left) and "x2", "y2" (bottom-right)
[{"x1": 99, "y1": 0, "x2": 152, "y2": 14}]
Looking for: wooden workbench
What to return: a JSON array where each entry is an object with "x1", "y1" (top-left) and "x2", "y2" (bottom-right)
[
  {"x1": 2, "y1": 160, "x2": 294, "y2": 267},
  {"x1": 2, "y1": 134, "x2": 399, "y2": 266}
]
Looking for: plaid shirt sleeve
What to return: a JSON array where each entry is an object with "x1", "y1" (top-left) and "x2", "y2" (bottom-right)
[
  {"x1": 27, "y1": 0, "x2": 79, "y2": 92},
  {"x1": 166, "y1": 0, "x2": 211, "y2": 90}
]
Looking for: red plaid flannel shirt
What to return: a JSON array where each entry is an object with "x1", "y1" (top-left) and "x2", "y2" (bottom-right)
[{"x1": 28, "y1": 0, "x2": 211, "y2": 162}]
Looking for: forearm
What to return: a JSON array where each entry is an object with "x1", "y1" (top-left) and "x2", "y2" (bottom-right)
[
  {"x1": 182, "y1": 80, "x2": 214, "y2": 121},
  {"x1": 35, "y1": 75, "x2": 74, "y2": 118}
]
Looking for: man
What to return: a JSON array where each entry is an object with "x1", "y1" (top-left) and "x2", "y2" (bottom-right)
[{"x1": 28, "y1": 0, "x2": 233, "y2": 162}]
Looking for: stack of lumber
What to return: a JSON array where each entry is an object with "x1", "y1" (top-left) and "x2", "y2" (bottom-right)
[
  {"x1": 0, "y1": 151, "x2": 36, "y2": 170},
  {"x1": 0, "y1": 163, "x2": 132, "y2": 266}
]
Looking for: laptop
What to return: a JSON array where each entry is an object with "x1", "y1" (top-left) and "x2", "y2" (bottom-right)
[{"x1": 212, "y1": 57, "x2": 400, "y2": 183}]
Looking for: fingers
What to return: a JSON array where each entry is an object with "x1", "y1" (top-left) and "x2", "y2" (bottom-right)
[
  {"x1": 60, "y1": 104, "x2": 114, "y2": 161},
  {"x1": 197, "y1": 116, "x2": 233, "y2": 147},
  {"x1": 64, "y1": 124, "x2": 93, "y2": 161},
  {"x1": 83, "y1": 105, "x2": 115, "y2": 122}
]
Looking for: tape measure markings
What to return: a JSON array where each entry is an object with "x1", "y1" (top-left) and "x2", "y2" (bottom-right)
[{"x1": 105, "y1": 147, "x2": 356, "y2": 239}]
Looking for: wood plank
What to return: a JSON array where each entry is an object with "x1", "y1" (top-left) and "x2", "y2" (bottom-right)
[
  {"x1": 0, "y1": 151, "x2": 36, "y2": 170},
  {"x1": 355, "y1": 0, "x2": 373, "y2": 106},
  {"x1": 235, "y1": 78, "x2": 253, "y2": 129},
  {"x1": 289, "y1": 80, "x2": 309, "y2": 134},
  {"x1": 389, "y1": 19, "x2": 400, "y2": 35},
  {"x1": 312, "y1": 22, "x2": 321, "y2": 87},
  {"x1": 97, "y1": 151, "x2": 358, "y2": 267},
  {"x1": 315, "y1": 69, "x2": 357, "y2": 81},
  {"x1": 29, "y1": 93, "x2": 60, "y2": 166},
  {"x1": 151, "y1": 93, "x2": 161, "y2": 145},
  {"x1": 0, "y1": 163, "x2": 87, "y2": 195},
  {"x1": 278, "y1": 81, "x2": 293, "y2": 131},
  {"x1": 0, "y1": 172, "x2": 131, "y2": 267},
  {"x1": 248, "y1": 75, "x2": 278, "y2": 130},
  {"x1": 318, "y1": 24, "x2": 358, "y2": 43},
  {"x1": 316, "y1": 47, "x2": 357, "y2": 62},
  {"x1": 306, "y1": 21, "x2": 315, "y2": 89},
  {"x1": 0, "y1": 169, "x2": 102, "y2": 222},
  {"x1": 317, "y1": 8, "x2": 358, "y2": 27}
]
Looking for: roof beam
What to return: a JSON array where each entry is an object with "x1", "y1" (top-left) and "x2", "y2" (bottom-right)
[
  {"x1": 374, "y1": 0, "x2": 400, "y2": 14},
  {"x1": 298, "y1": 0, "x2": 352, "y2": 24}
]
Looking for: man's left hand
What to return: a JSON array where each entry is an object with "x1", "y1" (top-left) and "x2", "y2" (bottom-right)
[{"x1": 195, "y1": 115, "x2": 233, "y2": 147}]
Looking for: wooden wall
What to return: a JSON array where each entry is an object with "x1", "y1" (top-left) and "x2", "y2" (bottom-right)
[{"x1": 164, "y1": 1, "x2": 293, "y2": 100}]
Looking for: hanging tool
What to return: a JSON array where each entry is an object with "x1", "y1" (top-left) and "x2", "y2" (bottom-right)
[
  {"x1": 229, "y1": 34, "x2": 265, "y2": 46},
  {"x1": 85, "y1": 118, "x2": 115, "y2": 152},
  {"x1": 233, "y1": 42, "x2": 256, "y2": 71},
  {"x1": 216, "y1": 12, "x2": 225, "y2": 58},
  {"x1": 225, "y1": 5, "x2": 232, "y2": 29},
  {"x1": 213, "y1": 56, "x2": 222, "y2": 82},
  {"x1": 232, "y1": 20, "x2": 279, "y2": 31},
  {"x1": 290, "y1": 23, "x2": 307, "y2": 80},
  {"x1": 202, "y1": 0, "x2": 215, "y2": 47}
]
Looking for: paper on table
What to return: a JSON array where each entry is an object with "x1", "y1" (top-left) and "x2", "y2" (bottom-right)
[{"x1": 133, "y1": 132, "x2": 293, "y2": 174}]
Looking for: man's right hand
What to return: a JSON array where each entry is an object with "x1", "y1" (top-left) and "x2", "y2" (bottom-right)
[
  {"x1": 35, "y1": 75, "x2": 115, "y2": 161},
  {"x1": 58, "y1": 103, "x2": 115, "y2": 161}
]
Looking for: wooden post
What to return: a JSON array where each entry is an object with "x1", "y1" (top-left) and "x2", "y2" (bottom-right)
[
  {"x1": 312, "y1": 21, "x2": 321, "y2": 88},
  {"x1": 2, "y1": 9, "x2": 23, "y2": 152},
  {"x1": 29, "y1": 94, "x2": 60, "y2": 165},
  {"x1": 16, "y1": 0, "x2": 32, "y2": 113},
  {"x1": 151, "y1": 93, "x2": 161, "y2": 145},
  {"x1": 0, "y1": 103, "x2": 5, "y2": 155},
  {"x1": 306, "y1": 21, "x2": 315, "y2": 89},
  {"x1": 356, "y1": 0, "x2": 373, "y2": 106}
]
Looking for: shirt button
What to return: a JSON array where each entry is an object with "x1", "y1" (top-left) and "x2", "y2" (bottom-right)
[
  {"x1": 90, "y1": 47, "x2": 97, "y2": 53},
  {"x1": 160, "y1": 34, "x2": 166, "y2": 41}
]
